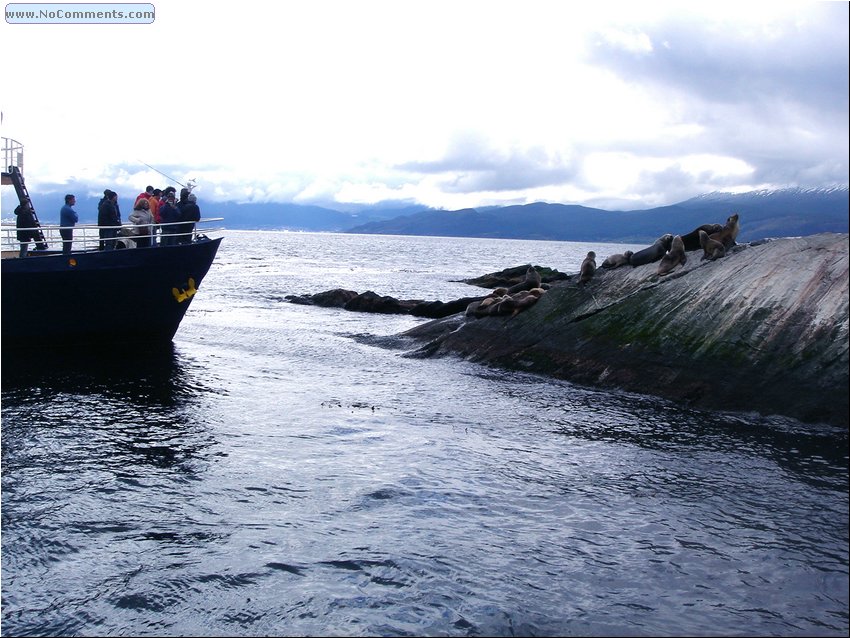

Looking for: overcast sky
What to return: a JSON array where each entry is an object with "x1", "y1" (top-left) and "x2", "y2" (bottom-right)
[{"x1": 2, "y1": 0, "x2": 848, "y2": 213}]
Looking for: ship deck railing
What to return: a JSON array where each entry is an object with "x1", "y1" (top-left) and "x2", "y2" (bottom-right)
[
  {"x1": 0, "y1": 218, "x2": 224, "y2": 258},
  {"x1": 2, "y1": 137, "x2": 24, "y2": 177}
]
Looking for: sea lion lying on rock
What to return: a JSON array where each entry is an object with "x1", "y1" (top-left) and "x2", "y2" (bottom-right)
[
  {"x1": 699, "y1": 230, "x2": 726, "y2": 261},
  {"x1": 509, "y1": 288, "x2": 545, "y2": 315},
  {"x1": 680, "y1": 224, "x2": 723, "y2": 251},
  {"x1": 629, "y1": 234, "x2": 674, "y2": 267},
  {"x1": 600, "y1": 250, "x2": 633, "y2": 269},
  {"x1": 465, "y1": 288, "x2": 508, "y2": 317},
  {"x1": 657, "y1": 235, "x2": 687, "y2": 275},
  {"x1": 492, "y1": 295, "x2": 517, "y2": 315},
  {"x1": 466, "y1": 287, "x2": 545, "y2": 318},
  {"x1": 578, "y1": 251, "x2": 597, "y2": 285},
  {"x1": 465, "y1": 294, "x2": 508, "y2": 318}
]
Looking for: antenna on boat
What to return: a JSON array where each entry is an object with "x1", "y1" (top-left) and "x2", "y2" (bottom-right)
[{"x1": 137, "y1": 159, "x2": 197, "y2": 192}]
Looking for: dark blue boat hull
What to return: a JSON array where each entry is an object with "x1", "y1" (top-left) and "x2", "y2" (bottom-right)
[{"x1": 1, "y1": 238, "x2": 222, "y2": 348}]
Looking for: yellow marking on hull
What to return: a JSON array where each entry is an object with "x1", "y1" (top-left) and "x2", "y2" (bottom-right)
[{"x1": 172, "y1": 278, "x2": 197, "y2": 303}]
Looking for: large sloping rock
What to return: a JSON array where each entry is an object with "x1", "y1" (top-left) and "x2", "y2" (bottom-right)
[{"x1": 401, "y1": 233, "x2": 849, "y2": 427}]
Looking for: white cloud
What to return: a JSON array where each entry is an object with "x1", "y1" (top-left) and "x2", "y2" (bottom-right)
[{"x1": 597, "y1": 27, "x2": 654, "y2": 54}]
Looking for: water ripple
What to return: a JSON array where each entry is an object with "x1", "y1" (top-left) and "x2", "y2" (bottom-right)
[{"x1": 3, "y1": 232, "x2": 847, "y2": 637}]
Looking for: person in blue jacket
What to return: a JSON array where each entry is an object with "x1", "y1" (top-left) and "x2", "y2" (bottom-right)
[{"x1": 59, "y1": 193, "x2": 78, "y2": 254}]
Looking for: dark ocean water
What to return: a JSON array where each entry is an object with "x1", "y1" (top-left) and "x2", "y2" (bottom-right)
[{"x1": 2, "y1": 231, "x2": 848, "y2": 637}]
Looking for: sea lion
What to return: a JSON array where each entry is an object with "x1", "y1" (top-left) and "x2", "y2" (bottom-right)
[
  {"x1": 600, "y1": 250, "x2": 633, "y2": 269},
  {"x1": 491, "y1": 294, "x2": 517, "y2": 315},
  {"x1": 506, "y1": 267, "x2": 542, "y2": 294},
  {"x1": 466, "y1": 292, "x2": 500, "y2": 317},
  {"x1": 657, "y1": 235, "x2": 687, "y2": 276},
  {"x1": 479, "y1": 295, "x2": 503, "y2": 311},
  {"x1": 578, "y1": 251, "x2": 596, "y2": 285},
  {"x1": 465, "y1": 299, "x2": 483, "y2": 317},
  {"x1": 511, "y1": 288, "x2": 537, "y2": 315},
  {"x1": 709, "y1": 213, "x2": 740, "y2": 249},
  {"x1": 510, "y1": 288, "x2": 544, "y2": 315},
  {"x1": 471, "y1": 294, "x2": 511, "y2": 317},
  {"x1": 468, "y1": 298, "x2": 488, "y2": 317},
  {"x1": 699, "y1": 229, "x2": 726, "y2": 261},
  {"x1": 629, "y1": 234, "x2": 674, "y2": 267},
  {"x1": 681, "y1": 223, "x2": 723, "y2": 251}
]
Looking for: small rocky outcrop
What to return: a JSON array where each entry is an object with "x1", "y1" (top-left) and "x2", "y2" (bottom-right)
[
  {"x1": 410, "y1": 297, "x2": 484, "y2": 318},
  {"x1": 399, "y1": 233, "x2": 849, "y2": 428},
  {"x1": 285, "y1": 289, "x2": 488, "y2": 319},
  {"x1": 459, "y1": 264, "x2": 569, "y2": 288},
  {"x1": 344, "y1": 291, "x2": 423, "y2": 314},
  {"x1": 287, "y1": 288, "x2": 359, "y2": 307}
]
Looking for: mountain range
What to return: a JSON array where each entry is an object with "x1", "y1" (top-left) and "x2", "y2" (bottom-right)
[
  {"x1": 342, "y1": 187, "x2": 849, "y2": 243},
  {"x1": 15, "y1": 186, "x2": 849, "y2": 244}
]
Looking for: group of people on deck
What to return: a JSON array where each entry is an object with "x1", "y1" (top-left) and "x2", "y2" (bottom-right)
[
  {"x1": 97, "y1": 185, "x2": 201, "y2": 250},
  {"x1": 14, "y1": 184, "x2": 202, "y2": 255},
  {"x1": 20, "y1": 185, "x2": 200, "y2": 254}
]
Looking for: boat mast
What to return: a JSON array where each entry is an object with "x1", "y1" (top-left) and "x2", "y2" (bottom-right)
[{"x1": 137, "y1": 159, "x2": 196, "y2": 193}]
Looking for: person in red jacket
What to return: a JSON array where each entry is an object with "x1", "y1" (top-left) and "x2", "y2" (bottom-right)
[{"x1": 134, "y1": 185, "x2": 154, "y2": 208}]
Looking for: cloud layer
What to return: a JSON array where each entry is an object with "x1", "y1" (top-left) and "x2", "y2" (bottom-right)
[{"x1": 2, "y1": 0, "x2": 847, "y2": 213}]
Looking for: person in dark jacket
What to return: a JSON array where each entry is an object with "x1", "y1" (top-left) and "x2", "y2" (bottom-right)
[
  {"x1": 177, "y1": 187, "x2": 190, "y2": 209},
  {"x1": 15, "y1": 203, "x2": 41, "y2": 257},
  {"x1": 177, "y1": 192, "x2": 201, "y2": 244},
  {"x1": 97, "y1": 189, "x2": 121, "y2": 250},
  {"x1": 158, "y1": 191, "x2": 181, "y2": 246}
]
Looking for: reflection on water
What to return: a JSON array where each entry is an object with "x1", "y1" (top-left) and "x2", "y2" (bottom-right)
[
  {"x1": 4, "y1": 343, "x2": 187, "y2": 403},
  {"x1": 1, "y1": 343, "x2": 221, "y2": 478}
]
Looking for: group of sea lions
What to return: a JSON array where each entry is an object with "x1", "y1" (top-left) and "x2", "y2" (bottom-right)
[
  {"x1": 598, "y1": 213, "x2": 740, "y2": 277},
  {"x1": 463, "y1": 213, "x2": 740, "y2": 318},
  {"x1": 465, "y1": 286, "x2": 546, "y2": 318},
  {"x1": 465, "y1": 266, "x2": 548, "y2": 318}
]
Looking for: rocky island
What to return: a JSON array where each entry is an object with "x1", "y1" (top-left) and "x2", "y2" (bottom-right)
[
  {"x1": 288, "y1": 232, "x2": 847, "y2": 427},
  {"x1": 395, "y1": 233, "x2": 849, "y2": 428}
]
